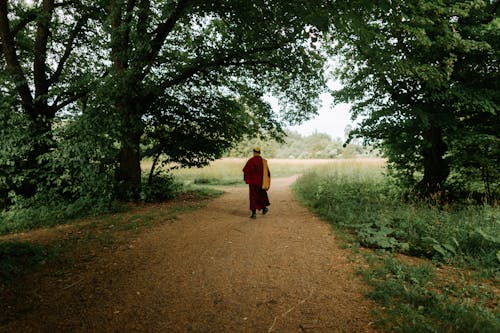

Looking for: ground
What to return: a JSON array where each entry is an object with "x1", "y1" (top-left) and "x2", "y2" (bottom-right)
[{"x1": 0, "y1": 176, "x2": 378, "y2": 333}]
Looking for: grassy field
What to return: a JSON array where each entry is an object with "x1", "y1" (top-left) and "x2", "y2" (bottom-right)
[{"x1": 153, "y1": 157, "x2": 386, "y2": 186}]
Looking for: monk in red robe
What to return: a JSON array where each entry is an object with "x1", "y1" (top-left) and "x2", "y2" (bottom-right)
[{"x1": 243, "y1": 147, "x2": 270, "y2": 219}]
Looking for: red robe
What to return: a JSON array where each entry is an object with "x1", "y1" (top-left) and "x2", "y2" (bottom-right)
[{"x1": 243, "y1": 156, "x2": 270, "y2": 211}]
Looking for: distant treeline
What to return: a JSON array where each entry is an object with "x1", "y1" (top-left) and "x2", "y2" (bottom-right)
[{"x1": 226, "y1": 131, "x2": 377, "y2": 159}]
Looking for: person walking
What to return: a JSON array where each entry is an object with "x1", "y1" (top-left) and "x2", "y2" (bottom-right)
[{"x1": 243, "y1": 147, "x2": 271, "y2": 219}]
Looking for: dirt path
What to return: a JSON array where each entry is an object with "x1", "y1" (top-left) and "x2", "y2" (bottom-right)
[{"x1": 1, "y1": 176, "x2": 377, "y2": 333}]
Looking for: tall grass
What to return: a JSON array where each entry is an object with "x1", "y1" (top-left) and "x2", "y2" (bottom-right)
[
  {"x1": 293, "y1": 164, "x2": 499, "y2": 273},
  {"x1": 167, "y1": 158, "x2": 382, "y2": 186},
  {"x1": 293, "y1": 161, "x2": 499, "y2": 332}
]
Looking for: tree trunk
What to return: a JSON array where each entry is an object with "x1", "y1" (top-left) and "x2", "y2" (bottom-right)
[
  {"x1": 20, "y1": 110, "x2": 55, "y2": 197},
  {"x1": 148, "y1": 152, "x2": 161, "y2": 186},
  {"x1": 115, "y1": 108, "x2": 143, "y2": 200},
  {"x1": 418, "y1": 127, "x2": 449, "y2": 196},
  {"x1": 1, "y1": 0, "x2": 58, "y2": 198}
]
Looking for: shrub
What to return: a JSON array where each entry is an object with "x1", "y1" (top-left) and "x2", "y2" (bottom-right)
[
  {"x1": 0, "y1": 193, "x2": 122, "y2": 235},
  {"x1": 141, "y1": 172, "x2": 182, "y2": 202}
]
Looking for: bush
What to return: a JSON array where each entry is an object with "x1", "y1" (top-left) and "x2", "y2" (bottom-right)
[
  {"x1": 141, "y1": 172, "x2": 182, "y2": 202},
  {"x1": 0, "y1": 193, "x2": 122, "y2": 235}
]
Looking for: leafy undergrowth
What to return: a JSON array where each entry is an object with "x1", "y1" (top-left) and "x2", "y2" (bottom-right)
[
  {"x1": 361, "y1": 254, "x2": 499, "y2": 333},
  {"x1": 293, "y1": 168, "x2": 499, "y2": 332},
  {"x1": 0, "y1": 168, "x2": 222, "y2": 235}
]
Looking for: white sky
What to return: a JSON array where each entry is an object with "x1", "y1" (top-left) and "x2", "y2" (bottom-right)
[
  {"x1": 287, "y1": 93, "x2": 353, "y2": 140},
  {"x1": 271, "y1": 76, "x2": 355, "y2": 141}
]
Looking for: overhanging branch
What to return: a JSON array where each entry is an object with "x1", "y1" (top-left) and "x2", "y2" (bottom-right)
[
  {"x1": 12, "y1": 11, "x2": 37, "y2": 35},
  {"x1": 0, "y1": 1, "x2": 33, "y2": 111},
  {"x1": 49, "y1": 15, "x2": 89, "y2": 85},
  {"x1": 158, "y1": 43, "x2": 288, "y2": 91},
  {"x1": 50, "y1": 89, "x2": 88, "y2": 113},
  {"x1": 140, "y1": 0, "x2": 192, "y2": 71}
]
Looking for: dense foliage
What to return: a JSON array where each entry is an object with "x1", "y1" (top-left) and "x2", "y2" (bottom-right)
[
  {"x1": 1, "y1": 0, "x2": 330, "y2": 214},
  {"x1": 330, "y1": 0, "x2": 499, "y2": 200},
  {"x1": 295, "y1": 169, "x2": 499, "y2": 271}
]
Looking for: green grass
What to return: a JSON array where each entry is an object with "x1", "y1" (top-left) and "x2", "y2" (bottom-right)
[
  {"x1": 292, "y1": 162, "x2": 500, "y2": 332},
  {"x1": 0, "y1": 197, "x2": 125, "y2": 235},
  {"x1": 0, "y1": 173, "x2": 223, "y2": 236},
  {"x1": 360, "y1": 255, "x2": 499, "y2": 333},
  {"x1": 293, "y1": 166, "x2": 500, "y2": 275}
]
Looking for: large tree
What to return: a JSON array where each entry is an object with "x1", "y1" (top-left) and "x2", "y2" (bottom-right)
[
  {"x1": 1, "y1": 0, "x2": 331, "y2": 203},
  {"x1": 330, "y1": 0, "x2": 499, "y2": 197},
  {"x1": 100, "y1": 0, "x2": 330, "y2": 198},
  {"x1": 0, "y1": 0, "x2": 101, "y2": 199}
]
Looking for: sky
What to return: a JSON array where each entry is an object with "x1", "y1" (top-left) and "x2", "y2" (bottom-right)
[
  {"x1": 287, "y1": 93, "x2": 353, "y2": 140},
  {"x1": 271, "y1": 76, "x2": 355, "y2": 141}
]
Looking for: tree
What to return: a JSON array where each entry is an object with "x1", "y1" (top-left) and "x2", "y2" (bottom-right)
[
  {"x1": 0, "y1": 0, "x2": 332, "y2": 204},
  {"x1": 99, "y1": 0, "x2": 330, "y2": 199},
  {"x1": 0, "y1": 0, "x2": 100, "y2": 199},
  {"x1": 445, "y1": 1, "x2": 499, "y2": 201},
  {"x1": 330, "y1": 0, "x2": 499, "y2": 198}
]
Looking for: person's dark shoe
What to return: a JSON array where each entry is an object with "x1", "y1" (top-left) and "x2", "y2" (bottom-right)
[
  {"x1": 250, "y1": 213, "x2": 257, "y2": 219},
  {"x1": 263, "y1": 207, "x2": 269, "y2": 215}
]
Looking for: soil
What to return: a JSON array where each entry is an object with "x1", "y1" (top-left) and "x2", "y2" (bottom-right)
[{"x1": 0, "y1": 176, "x2": 378, "y2": 333}]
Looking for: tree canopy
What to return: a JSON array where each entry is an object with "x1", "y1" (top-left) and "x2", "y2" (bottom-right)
[
  {"x1": 1, "y1": 0, "x2": 331, "y2": 206},
  {"x1": 330, "y1": 0, "x2": 499, "y2": 200},
  {"x1": 227, "y1": 130, "x2": 374, "y2": 159},
  {"x1": 0, "y1": 0, "x2": 497, "y2": 214}
]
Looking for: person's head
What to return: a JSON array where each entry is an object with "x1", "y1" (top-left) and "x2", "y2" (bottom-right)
[{"x1": 253, "y1": 147, "x2": 261, "y2": 156}]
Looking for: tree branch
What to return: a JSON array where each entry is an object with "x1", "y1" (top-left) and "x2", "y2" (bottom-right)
[
  {"x1": 12, "y1": 11, "x2": 37, "y2": 35},
  {"x1": 136, "y1": 0, "x2": 151, "y2": 37},
  {"x1": 122, "y1": 0, "x2": 137, "y2": 60},
  {"x1": 143, "y1": 0, "x2": 192, "y2": 67},
  {"x1": 159, "y1": 44, "x2": 286, "y2": 91},
  {"x1": 110, "y1": 0, "x2": 135, "y2": 70},
  {"x1": 33, "y1": 0, "x2": 55, "y2": 99},
  {"x1": 0, "y1": 9, "x2": 38, "y2": 51},
  {"x1": 51, "y1": 90, "x2": 88, "y2": 113},
  {"x1": 49, "y1": 15, "x2": 88, "y2": 85},
  {"x1": 0, "y1": 1, "x2": 33, "y2": 111}
]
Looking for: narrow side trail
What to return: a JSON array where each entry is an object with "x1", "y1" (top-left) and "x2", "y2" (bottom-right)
[{"x1": 1, "y1": 176, "x2": 377, "y2": 333}]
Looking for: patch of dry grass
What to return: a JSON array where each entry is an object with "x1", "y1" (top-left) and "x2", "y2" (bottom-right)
[{"x1": 143, "y1": 158, "x2": 386, "y2": 185}]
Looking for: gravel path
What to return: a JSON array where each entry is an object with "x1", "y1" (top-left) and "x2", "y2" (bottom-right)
[{"x1": 1, "y1": 176, "x2": 377, "y2": 333}]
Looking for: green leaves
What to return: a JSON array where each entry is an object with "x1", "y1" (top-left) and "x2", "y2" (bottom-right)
[
  {"x1": 1, "y1": 0, "x2": 331, "y2": 208},
  {"x1": 421, "y1": 236, "x2": 459, "y2": 259},
  {"x1": 294, "y1": 166, "x2": 499, "y2": 272},
  {"x1": 357, "y1": 221, "x2": 410, "y2": 252},
  {"x1": 330, "y1": 0, "x2": 499, "y2": 198}
]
